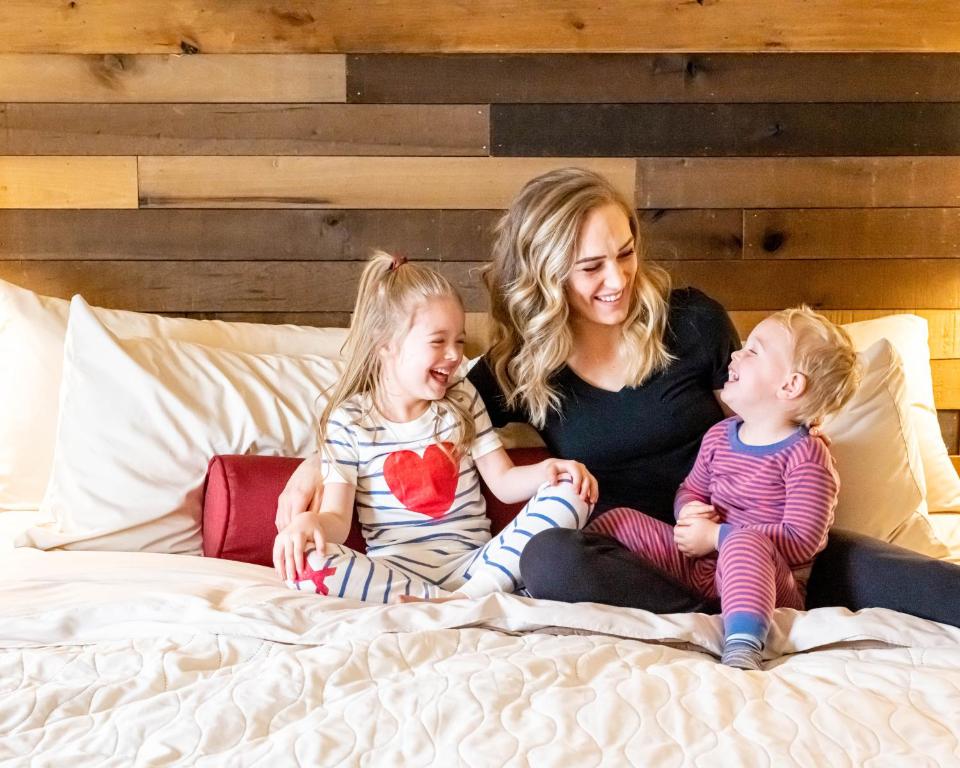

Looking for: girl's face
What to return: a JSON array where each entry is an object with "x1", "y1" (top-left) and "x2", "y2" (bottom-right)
[
  {"x1": 721, "y1": 318, "x2": 796, "y2": 417},
  {"x1": 379, "y1": 296, "x2": 466, "y2": 409},
  {"x1": 565, "y1": 203, "x2": 638, "y2": 329}
]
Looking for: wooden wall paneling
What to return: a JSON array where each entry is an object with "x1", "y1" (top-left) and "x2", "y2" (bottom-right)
[
  {"x1": 0, "y1": 104, "x2": 489, "y2": 156},
  {"x1": 348, "y1": 54, "x2": 960, "y2": 104},
  {"x1": 173, "y1": 311, "x2": 352, "y2": 327},
  {"x1": 933, "y1": 360, "x2": 960, "y2": 410},
  {"x1": 639, "y1": 209, "x2": 743, "y2": 260},
  {"x1": 0, "y1": 156, "x2": 137, "y2": 208},
  {"x1": 137, "y1": 157, "x2": 636, "y2": 210},
  {"x1": 492, "y1": 104, "x2": 960, "y2": 157},
  {"x1": 0, "y1": 54, "x2": 346, "y2": 102},
  {"x1": 637, "y1": 157, "x2": 960, "y2": 208},
  {"x1": 3, "y1": 2, "x2": 960, "y2": 54},
  {"x1": 727, "y1": 310, "x2": 960, "y2": 360},
  {"x1": 744, "y1": 209, "x2": 960, "y2": 259},
  {"x1": 0, "y1": 260, "x2": 486, "y2": 313},
  {"x1": 937, "y1": 410, "x2": 960, "y2": 454},
  {"x1": 662, "y1": 259, "x2": 960, "y2": 310},
  {"x1": 0, "y1": 209, "x2": 500, "y2": 261}
]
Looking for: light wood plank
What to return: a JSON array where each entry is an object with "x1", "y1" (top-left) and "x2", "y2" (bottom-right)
[
  {"x1": 662, "y1": 259, "x2": 960, "y2": 310},
  {"x1": 0, "y1": 54, "x2": 345, "y2": 102},
  {"x1": 137, "y1": 157, "x2": 636, "y2": 210},
  {"x1": 744, "y1": 209, "x2": 960, "y2": 259},
  {"x1": 933, "y1": 360, "x2": 960, "y2": 409},
  {"x1": 729, "y1": 310, "x2": 960, "y2": 360},
  {"x1": 2, "y1": 2, "x2": 959, "y2": 53},
  {"x1": 0, "y1": 156, "x2": 137, "y2": 208},
  {"x1": 638, "y1": 158, "x2": 960, "y2": 209},
  {"x1": 0, "y1": 104, "x2": 488, "y2": 156}
]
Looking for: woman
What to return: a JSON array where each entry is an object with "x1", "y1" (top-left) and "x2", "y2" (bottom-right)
[{"x1": 278, "y1": 167, "x2": 960, "y2": 626}]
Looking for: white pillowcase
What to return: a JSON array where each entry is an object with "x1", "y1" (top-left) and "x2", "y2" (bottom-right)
[
  {"x1": 0, "y1": 278, "x2": 348, "y2": 512},
  {"x1": 841, "y1": 314, "x2": 960, "y2": 513},
  {"x1": 823, "y1": 339, "x2": 946, "y2": 557},
  {"x1": 16, "y1": 296, "x2": 342, "y2": 555}
]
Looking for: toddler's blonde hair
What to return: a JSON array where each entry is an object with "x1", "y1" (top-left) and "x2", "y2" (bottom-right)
[
  {"x1": 317, "y1": 251, "x2": 475, "y2": 464},
  {"x1": 770, "y1": 306, "x2": 861, "y2": 427}
]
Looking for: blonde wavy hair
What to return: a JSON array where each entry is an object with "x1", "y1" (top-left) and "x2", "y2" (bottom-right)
[
  {"x1": 770, "y1": 306, "x2": 862, "y2": 427},
  {"x1": 317, "y1": 251, "x2": 475, "y2": 464},
  {"x1": 483, "y1": 167, "x2": 673, "y2": 427}
]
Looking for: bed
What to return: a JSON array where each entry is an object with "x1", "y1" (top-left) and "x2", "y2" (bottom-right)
[{"x1": 2, "y1": 278, "x2": 960, "y2": 766}]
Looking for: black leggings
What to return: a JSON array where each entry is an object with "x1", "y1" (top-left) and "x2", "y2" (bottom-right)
[{"x1": 520, "y1": 527, "x2": 960, "y2": 628}]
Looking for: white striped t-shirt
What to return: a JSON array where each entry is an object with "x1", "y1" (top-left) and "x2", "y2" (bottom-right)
[{"x1": 321, "y1": 380, "x2": 502, "y2": 560}]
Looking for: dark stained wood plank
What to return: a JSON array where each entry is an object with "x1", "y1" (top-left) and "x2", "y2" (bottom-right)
[
  {"x1": 0, "y1": 260, "x2": 485, "y2": 313},
  {"x1": 639, "y1": 209, "x2": 742, "y2": 261},
  {"x1": 744, "y1": 209, "x2": 960, "y2": 259},
  {"x1": 0, "y1": 210, "x2": 498, "y2": 262},
  {"x1": 172, "y1": 311, "x2": 351, "y2": 327},
  {"x1": 3, "y1": 2, "x2": 960, "y2": 53},
  {"x1": 0, "y1": 104, "x2": 488, "y2": 156},
  {"x1": 638, "y1": 158, "x2": 960, "y2": 209},
  {"x1": 349, "y1": 53, "x2": 960, "y2": 104},
  {"x1": 937, "y1": 410, "x2": 959, "y2": 454},
  {"x1": 492, "y1": 103, "x2": 960, "y2": 157},
  {"x1": 0, "y1": 54, "x2": 346, "y2": 102},
  {"x1": 659, "y1": 259, "x2": 960, "y2": 310}
]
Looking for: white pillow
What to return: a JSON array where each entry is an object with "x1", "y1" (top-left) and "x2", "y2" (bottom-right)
[
  {"x1": 841, "y1": 314, "x2": 960, "y2": 513},
  {"x1": 0, "y1": 279, "x2": 348, "y2": 512},
  {"x1": 823, "y1": 339, "x2": 947, "y2": 557},
  {"x1": 16, "y1": 296, "x2": 342, "y2": 555}
]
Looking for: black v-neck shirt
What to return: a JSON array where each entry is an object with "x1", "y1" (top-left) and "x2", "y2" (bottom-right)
[{"x1": 467, "y1": 288, "x2": 740, "y2": 523}]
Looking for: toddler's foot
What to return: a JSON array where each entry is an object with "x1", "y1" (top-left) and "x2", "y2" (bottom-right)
[{"x1": 721, "y1": 639, "x2": 763, "y2": 671}]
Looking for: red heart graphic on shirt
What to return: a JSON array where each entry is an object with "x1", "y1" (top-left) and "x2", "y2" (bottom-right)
[{"x1": 383, "y1": 442, "x2": 459, "y2": 518}]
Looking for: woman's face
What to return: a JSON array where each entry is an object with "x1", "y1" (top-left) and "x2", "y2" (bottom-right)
[{"x1": 565, "y1": 203, "x2": 638, "y2": 329}]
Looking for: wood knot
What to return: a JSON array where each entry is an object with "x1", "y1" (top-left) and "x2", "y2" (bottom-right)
[
  {"x1": 180, "y1": 40, "x2": 200, "y2": 54},
  {"x1": 762, "y1": 231, "x2": 785, "y2": 252}
]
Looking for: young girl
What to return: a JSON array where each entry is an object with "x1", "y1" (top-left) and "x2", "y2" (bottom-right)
[
  {"x1": 273, "y1": 251, "x2": 596, "y2": 603},
  {"x1": 586, "y1": 307, "x2": 861, "y2": 670}
]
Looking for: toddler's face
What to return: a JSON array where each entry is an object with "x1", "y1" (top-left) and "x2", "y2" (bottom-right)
[
  {"x1": 380, "y1": 296, "x2": 466, "y2": 404},
  {"x1": 721, "y1": 318, "x2": 796, "y2": 416}
]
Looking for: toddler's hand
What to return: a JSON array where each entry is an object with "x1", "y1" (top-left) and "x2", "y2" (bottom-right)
[
  {"x1": 546, "y1": 459, "x2": 598, "y2": 504},
  {"x1": 674, "y1": 517, "x2": 720, "y2": 558},
  {"x1": 273, "y1": 511, "x2": 327, "y2": 584},
  {"x1": 677, "y1": 501, "x2": 719, "y2": 522}
]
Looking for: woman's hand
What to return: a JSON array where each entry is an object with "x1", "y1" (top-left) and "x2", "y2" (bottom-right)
[
  {"x1": 677, "y1": 500, "x2": 720, "y2": 523},
  {"x1": 545, "y1": 459, "x2": 598, "y2": 504},
  {"x1": 276, "y1": 453, "x2": 325, "y2": 532},
  {"x1": 273, "y1": 511, "x2": 327, "y2": 583},
  {"x1": 674, "y1": 517, "x2": 720, "y2": 558}
]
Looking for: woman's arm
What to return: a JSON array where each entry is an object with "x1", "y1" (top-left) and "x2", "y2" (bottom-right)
[
  {"x1": 474, "y1": 446, "x2": 597, "y2": 504},
  {"x1": 275, "y1": 452, "x2": 325, "y2": 531},
  {"x1": 273, "y1": 481, "x2": 355, "y2": 583}
]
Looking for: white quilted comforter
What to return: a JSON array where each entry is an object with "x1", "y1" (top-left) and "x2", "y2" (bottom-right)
[{"x1": 1, "y1": 549, "x2": 959, "y2": 767}]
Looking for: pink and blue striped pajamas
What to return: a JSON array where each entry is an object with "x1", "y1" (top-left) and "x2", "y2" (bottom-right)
[{"x1": 586, "y1": 417, "x2": 838, "y2": 651}]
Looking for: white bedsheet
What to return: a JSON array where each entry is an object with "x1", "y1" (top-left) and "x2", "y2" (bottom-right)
[{"x1": 1, "y1": 549, "x2": 959, "y2": 766}]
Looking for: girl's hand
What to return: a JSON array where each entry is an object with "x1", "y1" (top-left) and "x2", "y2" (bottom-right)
[
  {"x1": 545, "y1": 459, "x2": 598, "y2": 504},
  {"x1": 276, "y1": 454, "x2": 325, "y2": 531},
  {"x1": 677, "y1": 500, "x2": 720, "y2": 523},
  {"x1": 273, "y1": 511, "x2": 327, "y2": 583},
  {"x1": 674, "y1": 517, "x2": 720, "y2": 558}
]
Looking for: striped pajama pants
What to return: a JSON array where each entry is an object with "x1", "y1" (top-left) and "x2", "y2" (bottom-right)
[
  {"x1": 586, "y1": 507, "x2": 805, "y2": 647},
  {"x1": 289, "y1": 478, "x2": 591, "y2": 603}
]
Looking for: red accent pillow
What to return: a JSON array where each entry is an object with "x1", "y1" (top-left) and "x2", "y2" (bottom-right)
[{"x1": 202, "y1": 448, "x2": 550, "y2": 568}]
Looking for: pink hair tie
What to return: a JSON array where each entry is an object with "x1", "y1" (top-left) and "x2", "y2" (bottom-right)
[{"x1": 390, "y1": 254, "x2": 408, "y2": 271}]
